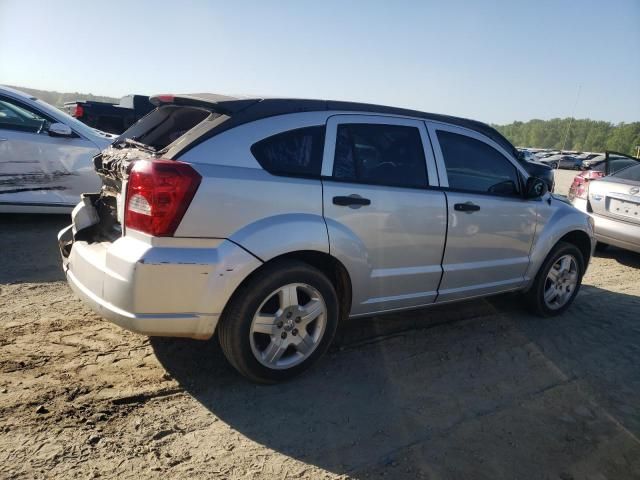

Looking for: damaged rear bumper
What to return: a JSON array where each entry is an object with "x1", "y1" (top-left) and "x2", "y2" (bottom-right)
[{"x1": 58, "y1": 225, "x2": 261, "y2": 340}]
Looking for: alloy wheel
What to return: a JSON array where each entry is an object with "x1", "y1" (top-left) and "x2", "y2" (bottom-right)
[
  {"x1": 249, "y1": 283, "x2": 327, "y2": 370},
  {"x1": 543, "y1": 254, "x2": 579, "y2": 310}
]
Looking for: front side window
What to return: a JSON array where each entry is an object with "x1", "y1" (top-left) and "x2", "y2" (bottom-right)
[
  {"x1": 0, "y1": 97, "x2": 51, "y2": 134},
  {"x1": 332, "y1": 123, "x2": 428, "y2": 188},
  {"x1": 251, "y1": 126, "x2": 324, "y2": 177},
  {"x1": 437, "y1": 130, "x2": 520, "y2": 195}
]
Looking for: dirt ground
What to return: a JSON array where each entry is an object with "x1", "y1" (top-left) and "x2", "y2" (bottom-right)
[{"x1": 1, "y1": 170, "x2": 639, "y2": 479}]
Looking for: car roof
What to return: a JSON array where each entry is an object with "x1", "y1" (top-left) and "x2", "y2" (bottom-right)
[
  {"x1": 153, "y1": 93, "x2": 519, "y2": 158},
  {"x1": 0, "y1": 85, "x2": 39, "y2": 102}
]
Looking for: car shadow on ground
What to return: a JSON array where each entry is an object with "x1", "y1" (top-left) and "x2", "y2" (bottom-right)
[
  {"x1": 2, "y1": 214, "x2": 638, "y2": 476},
  {"x1": 152, "y1": 285, "x2": 640, "y2": 477},
  {"x1": 0, "y1": 213, "x2": 69, "y2": 283},
  {"x1": 594, "y1": 245, "x2": 640, "y2": 268}
]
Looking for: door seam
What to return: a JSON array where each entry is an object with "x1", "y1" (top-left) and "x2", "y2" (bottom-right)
[{"x1": 434, "y1": 191, "x2": 449, "y2": 303}]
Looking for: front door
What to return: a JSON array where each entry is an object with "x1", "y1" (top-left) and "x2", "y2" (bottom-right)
[
  {"x1": 427, "y1": 123, "x2": 538, "y2": 302},
  {"x1": 321, "y1": 115, "x2": 447, "y2": 315},
  {"x1": 0, "y1": 95, "x2": 99, "y2": 208}
]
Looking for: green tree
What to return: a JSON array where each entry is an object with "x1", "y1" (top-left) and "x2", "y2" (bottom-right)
[{"x1": 494, "y1": 119, "x2": 639, "y2": 156}]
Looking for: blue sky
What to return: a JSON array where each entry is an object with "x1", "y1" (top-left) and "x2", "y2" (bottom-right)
[{"x1": 1, "y1": 0, "x2": 638, "y2": 124}]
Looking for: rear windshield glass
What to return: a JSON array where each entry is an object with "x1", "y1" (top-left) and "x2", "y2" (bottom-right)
[
  {"x1": 611, "y1": 163, "x2": 640, "y2": 181},
  {"x1": 119, "y1": 105, "x2": 213, "y2": 150}
]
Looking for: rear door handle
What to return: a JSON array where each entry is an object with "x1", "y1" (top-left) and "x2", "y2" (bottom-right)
[
  {"x1": 454, "y1": 202, "x2": 480, "y2": 212},
  {"x1": 333, "y1": 195, "x2": 371, "y2": 207}
]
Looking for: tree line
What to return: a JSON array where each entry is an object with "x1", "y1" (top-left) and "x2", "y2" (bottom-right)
[
  {"x1": 9, "y1": 85, "x2": 118, "y2": 109},
  {"x1": 493, "y1": 118, "x2": 640, "y2": 156}
]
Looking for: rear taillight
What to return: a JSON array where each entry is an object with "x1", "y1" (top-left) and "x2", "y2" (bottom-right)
[
  {"x1": 73, "y1": 104, "x2": 84, "y2": 118},
  {"x1": 155, "y1": 94, "x2": 175, "y2": 103},
  {"x1": 572, "y1": 171, "x2": 605, "y2": 200},
  {"x1": 125, "y1": 160, "x2": 201, "y2": 237},
  {"x1": 573, "y1": 177, "x2": 588, "y2": 200}
]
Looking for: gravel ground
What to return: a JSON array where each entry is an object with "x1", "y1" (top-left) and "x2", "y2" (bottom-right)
[{"x1": 1, "y1": 170, "x2": 639, "y2": 479}]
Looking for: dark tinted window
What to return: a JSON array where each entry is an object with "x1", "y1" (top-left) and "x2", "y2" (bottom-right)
[
  {"x1": 607, "y1": 155, "x2": 638, "y2": 175},
  {"x1": 612, "y1": 163, "x2": 640, "y2": 181},
  {"x1": 437, "y1": 131, "x2": 520, "y2": 195},
  {"x1": 251, "y1": 126, "x2": 324, "y2": 177},
  {"x1": 333, "y1": 124, "x2": 428, "y2": 188}
]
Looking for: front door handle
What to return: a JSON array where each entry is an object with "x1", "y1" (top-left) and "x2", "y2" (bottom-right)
[
  {"x1": 333, "y1": 195, "x2": 371, "y2": 207},
  {"x1": 454, "y1": 202, "x2": 480, "y2": 212}
]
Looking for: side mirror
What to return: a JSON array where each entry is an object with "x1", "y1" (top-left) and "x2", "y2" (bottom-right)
[
  {"x1": 525, "y1": 176, "x2": 548, "y2": 199},
  {"x1": 48, "y1": 123, "x2": 73, "y2": 137}
]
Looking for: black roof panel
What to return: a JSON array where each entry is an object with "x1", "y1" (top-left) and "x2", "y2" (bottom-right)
[{"x1": 171, "y1": 95, "x2": 518, "y2": 158}]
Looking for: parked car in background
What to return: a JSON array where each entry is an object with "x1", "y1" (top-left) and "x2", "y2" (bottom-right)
[
  {"x1": 518, "y1": 154, "x2": 554, "y2": 191},
  {"x1": 579, "y1": 152, "x2": 638, "y2": 172},
  {"x1": 576, "y1": 152, "x2": 601, "y2": 161},
  {"x1": 516, "y1": 149, "x2": 554, "y2": 190},
  {"x1": 63, "y1": 94, "x2": 154, "y2": 134},
  {"x1": 541, "y1": 154, "x2": 583, "y2": 170},
  {"x1": 535, "y1": 152, "x2": 555, "y2": 160},
  {"x1": 0, "y1": 86, "x2": 115, "y2": 213},
  {"x1": 569, "y1": 151, "x2": 640, "y2": 201},
  {"x1": 59, "y1": 93, "x2": 594, "y2": 383},
  {"x1": 571, "y1": 162, "x2": 640, "y2": 253},
  {"x1": 518, "y1": 149, "x2": 538, "y2": 162}
]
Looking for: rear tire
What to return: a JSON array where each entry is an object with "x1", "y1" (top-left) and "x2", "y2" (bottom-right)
[
  {"x1": 526, "y1": 242, "x2": 584, "y2": 317},
  {"x1": 218, "y1": 260, "x2": 339, "y2": 383}
]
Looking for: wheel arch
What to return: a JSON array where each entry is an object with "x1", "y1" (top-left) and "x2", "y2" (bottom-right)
[
  {"x1": 558, "y1": 230, "x2": 592, "y2": 267},
  {"x1": 218, "y1": 249, "x2": 353, "y2": 330},
  {"x1": 525, "y1": 225, "x2": 594, "y2": 291}
]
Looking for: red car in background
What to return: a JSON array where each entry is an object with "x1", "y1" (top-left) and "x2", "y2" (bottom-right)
[{"x1": 568, "y1": 151, "x2": 639, "y2": 202}]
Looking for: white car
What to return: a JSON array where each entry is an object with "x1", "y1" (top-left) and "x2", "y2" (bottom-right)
[{"x1": 0, "y1": 86, "x2": 115, "y2": 213}]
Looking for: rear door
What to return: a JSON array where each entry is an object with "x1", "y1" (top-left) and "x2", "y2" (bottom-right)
[
  {"x1": 321, "y1": 115, "x2": 446, "y2": 315},
  {"x1": 427, "y1": 122, "x2": 537, "y2": 302}
]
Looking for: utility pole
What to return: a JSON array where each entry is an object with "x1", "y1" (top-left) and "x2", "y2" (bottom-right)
[{"x1": 562, "y1": 84, "x2": 582, "y2": 151}]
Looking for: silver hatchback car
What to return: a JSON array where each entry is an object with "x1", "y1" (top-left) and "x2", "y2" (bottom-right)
[{"x1": 59, "y1": 94, "x2": 595, "y2": 382}]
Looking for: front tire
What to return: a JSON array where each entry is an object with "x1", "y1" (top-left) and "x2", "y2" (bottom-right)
[
  {"x1": 526, "y1": 242, "x2": 585, "y2": 317},
  {"x1": 218, "y1": 260, "x2": 339, "y2": 383}
]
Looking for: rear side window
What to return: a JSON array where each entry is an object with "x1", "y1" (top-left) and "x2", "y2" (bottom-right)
[
  {"x1": 332, "y1": 123, "x2": 428, "y2": 188},
  {"x1": 437, "y1": 131, "x2": 520, "y2": 195},
  {"x1": 251, "y1": 126, "x2": 324, "y2": 177}
]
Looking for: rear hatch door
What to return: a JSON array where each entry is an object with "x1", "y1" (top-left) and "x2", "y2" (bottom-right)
[{"x1": 83, "y1": 94, "x2": 259, "y2": 241}]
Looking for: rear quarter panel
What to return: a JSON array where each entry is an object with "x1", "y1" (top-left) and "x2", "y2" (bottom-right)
[{"x1": 174, "y1": 112, "x2": 333, "y2": 261}]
